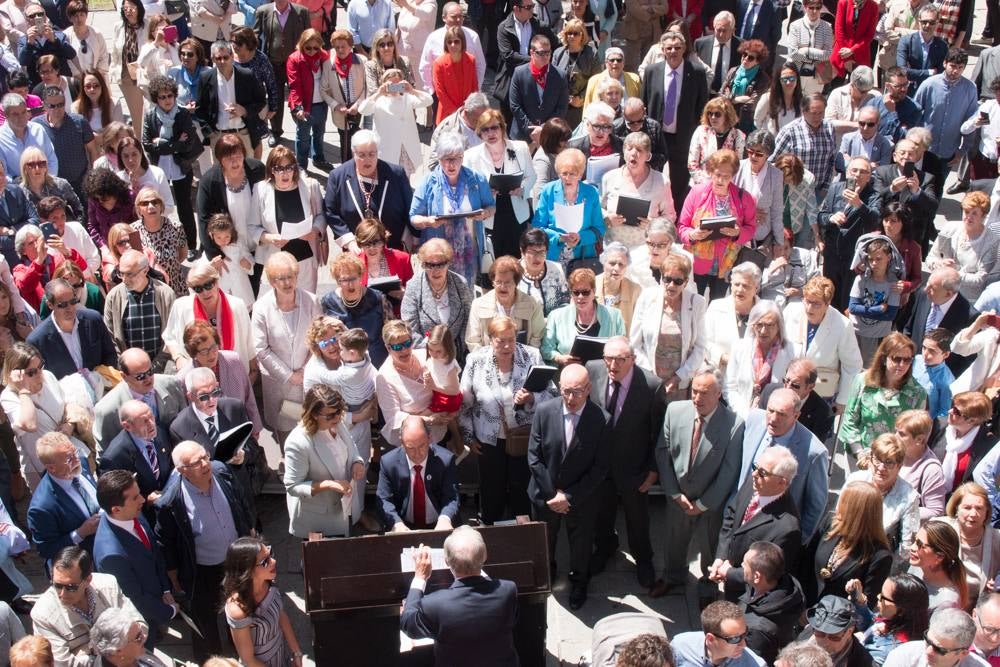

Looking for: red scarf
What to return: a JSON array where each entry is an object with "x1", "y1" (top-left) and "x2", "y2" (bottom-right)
[
  {"x1": 305, "y1": 47, "x2": 329, "y2": 73},
  {"x1": 334, "y1": 52, "x2": 353, "y2": 79},
  {"x1": 530, "y1": 62, "x2": 548, "y2": 88},
  {"x1": 193, "y1": 289, "x2": 235, "y2": 351},
  {"x1": 589, "y1": 141, "x2": 614, "y2": 157}
]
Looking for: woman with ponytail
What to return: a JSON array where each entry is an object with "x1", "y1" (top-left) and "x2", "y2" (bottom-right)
[{"x1": 908, "y1": 520, "x2": 969, "y2": 613}]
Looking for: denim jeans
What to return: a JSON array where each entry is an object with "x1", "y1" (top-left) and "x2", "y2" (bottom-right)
[{"x1": 295, "y1": 101, "x2": 328, "y2": 167}]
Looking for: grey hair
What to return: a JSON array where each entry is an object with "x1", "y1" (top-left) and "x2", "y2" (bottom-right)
[
  {"x1": 184, "y1": 366, "x2": 217, "y2": 393},
  {"x1": 730, "y1": 261, "x2": 762, "y2": 285},
  {"x1": 210, "y1": 40, "x2": 232, "y2": 57},
  {"x1": 186, "y1": 260, "x2": 220, "y2": 285},
  {"x1": 714, "y1": 10, "x2": 736, "y2": 25},
  {"x1": 14, "y1": 224, "x2": 41, "y2": 254},
  {"x1": 43, "y1": 277, "x2": 73, "y2": 305},
  {"x1": 745, "y1": 129, "x2": 775, "y2": 154},
  {"x1": 171, "y1": 440, "x2": 208, "y2": 467},
  {"x1": 850, "y1": 66, "x2": 875, "y2": 91},
  {"x1": 747, "y1": 299, "x2": 784, "y2": 340},
  {"x1": 906, "y1": 126, "x2": 932, "y2": 149},
  {"x1": 90, "y1": 607, "x2": 146, "y2": 656},
  {"x1": 1, "y1": 93, "x2": 24, "y2": 114},
  {"x1": 443, "y1": 525, "x2": 487, "y2": 577},
  {"x1": 118, "y1": 249, "x2": 149, "y2": 270},
  {"x1": 920, "y1": 2, "x2": 941, "y2": 17},
  {"x1": 769, "y1": 386, "x2": 804, "y2": 413},
  {"x1": 693, "y1": 364, "x2": 724, "y2": 388},
  {"x1": 929, "y1": 608, "x2": 976, "y2": 650},
  {"x1": 599, "y1": 241, "x2": 630, "y2": 265},
  {"x1": 775, "y1": 640, "x2": 833, "y2": 667},
  {"x1": 434, "y1": 132, "x2": 466, "y2": 160},
  {"x1": 604, "y1": 46, "x2": 624, "y2": 61},
  {"x1": 595, "y1": 77, "x2": 625, "y2": 99},
  {"x1": 931, "y1": 266, "x2": 961, "y2": 293},
  {"x1": 623, "y1": 131, "x2": 651, "y2": 153},
  {"x1": 763, "y1": 444, "x2": 799, "y2": 480},
  {"x1": 41, "y1": 86, "x2": 63, "y2": 101},
  {"x1": 351, "y1": 129, "x2": 379, "y2": 151},
  {"x1": 463, "y1": 91, "x2": 490, "y2": 112},
  {"x1": 584, "y1": 101, "x2": 616, "y2": 124},
  {"x1": 645, "y1": 217, "x2": 676, "y2": 241},
  {"x1": 622, "y1": 97, "x2": 645, "y2": 114}
]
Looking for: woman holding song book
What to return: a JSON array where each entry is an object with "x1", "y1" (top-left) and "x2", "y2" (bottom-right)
[
  {"x1": 600, "y1": 132, "x2": 675, "y2": 252},
  {"x1": 532, "y1": 148, "x2": 605, "y2": 273}
]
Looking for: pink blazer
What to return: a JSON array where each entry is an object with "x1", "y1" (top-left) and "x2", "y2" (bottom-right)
[{"x1": 676, "y1": 181, "x2": 756, "y2": 277}]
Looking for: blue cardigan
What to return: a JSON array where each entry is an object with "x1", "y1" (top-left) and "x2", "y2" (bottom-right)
[
  {"x1": 532, "y1": 179, "x2": 605, "y2": 261},
  {"x1": 540, "y1": 302, "x2": 626, "y2": 362},
  {"x1": 409, "y1": 167, "x2": 495, "y2": 261}
]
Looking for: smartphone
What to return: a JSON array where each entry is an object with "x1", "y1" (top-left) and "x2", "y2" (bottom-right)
[
  {"x1": 33, "y1": 15, "x2": 45, "y2": 29},
  {"x1": 988, "y1": 315, "x2": 1000, "y2": 329},
  {"x1": 982, "y1": 110, "x2": 991, "y2": 123},
  {"x1": 903, "y1": 161, "x2": 916, "y2": 178},
  {"x1": 387, "y1": 81, "x2": 406, "y2": 94},
  {"x1": 846, "y1": 176, "x2": 857, "y2": 192},
  {"x1": 40, "y1": 221, "x2": 57, "y2": 239},
  {"x1": 163, "y1": 25, "x2": 178, "y2": 43}
]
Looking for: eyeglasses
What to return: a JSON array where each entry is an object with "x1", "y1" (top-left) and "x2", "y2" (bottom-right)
[
  {"x1": 157, "y1": 93, "x2": 175, "y2": 100},
  {"x1": 531, "y1": 49, "x2": 551, "y2": 56},
  {"x1": 590, "y1": 123, "x2": 613, "y2": 133},
  {"x1": 888, "y1": 355, "x2": 913, "y2": 365},
  {"x1": 257, "y1": 547, "x2": 273, "y2": 568},
  {"x1": 571, "y1": 289, "x2": 593, "y2": 297},
  {"x1": 25, "y1": 161, "x2": 47, "y2": 169},
  {"x1": 870, "y1": 456, "x2": 900, "y2": 471},
  {"x1": 194, "y1": 343, "x2": 219, "y2": 357},
  {"x1": 22, "y1": 362, "x2": 44, "y2": 378},
  {"x1": 129, "y1": 369, "x2": 155, "y2": 381},
  {"x1": 46, "y1": 102, "x2": 64, "y2": 109},
  {"x1": 53, "y1": 297, "x2": 80, "y2": 309},
  {"x1": 336, "y1": 276, "x2": 360, "y2": 285},
  {"x1": 646, "y1": 241, "x2": 670, "y2": 249},
  {"x1": 877, "y1": 592, "x2": 895, "y2": 604},
  {"x1": 752, "y1": 321, "x2": 779, "y2": 331},
  {"x1": 423, "y1": 261, "x2": 448, "y2": 269},
  {"x1": 661, "y1": 275, "x2": 686, "y2": 286},
  {"x1": 195, "y1": 387, "x2": 223, "y2": 402},
  {"x1": 273, "y1": 163, "x2": 297, "y2": 174},
  {"x1": 178, "y1": 454, "x2": 210, "y2": 469},
  {"x1": 560, "y1": 387, "x2": 588, "y2": 398},
  {"x1": 715, "y1": 631, "x2": 748, "y2": 644},
  {"x1": 782, "y1": 377, "x2": 802, "y2": 390},
  {"x1": 978, "y1": 618, "x2": 1000, "y2": 638},
  {"x1": 919, "y1": 18, "x2": 937, "y2": 24},
  {"x1": 190, "y1": 279, "x2": 217, "y2": 294},
  {"x1": 270, "y1": 273, "x2": 295, "y2": 284},
  {"x1": 603, "y1": 354, "x2": 633, "y2": 364},
  {"x1": 858, "y1": 121, "x2": 877, "y2": 128},
  {"x1": 389, "y1": 339, "x2": 413, "y2": 352},
  {"x1": 51, "y1": 580, "x2": 82, "y2": 592},
  {"x1": 924, "y1": 632, "x2": 963, "y2": 655},
  {"x1": 316, "y1": 410, "x2": 342, "y2": 420},
  {"x1": 317, "y1": 336, "x2": 338, "y2": 349}
]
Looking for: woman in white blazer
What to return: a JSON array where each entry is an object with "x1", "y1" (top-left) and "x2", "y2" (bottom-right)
[
  {"x1": 357, "y1": 71, "x2": 432, "y2": 177},
  {"x1": 703, "y1": 261, "x2": 762, "y2": 370},
  {"x1": 189, "y1": 0, "x2": 237, "y2": 45},
  {"x1": 462, "y1": 108, "x2": 536, "y2": 259},
  {"x1": 951, "y1": 312, "x2": 1000, "y2": 395},
  {"x1": 782, "y1": 275, "x2": 864, "y2": 410},
  {"x1": 251, "y1": 252, "x2": 321, "y2": 447},
  {"x1": 248, "y1": 146, "x2": 327, "y2": 294},
  {"x1": 734, "y1": 130, "x2": 785, "y2": 253},
  {"x1": 629, "y1": 252, "x2": 706, "y2": 399},
  {"x1": 725, "y1": 300, "x2": 796, "y2": 419},
  {"x1": 284, "y1": 385, "x2": 366, "y2": 538}
]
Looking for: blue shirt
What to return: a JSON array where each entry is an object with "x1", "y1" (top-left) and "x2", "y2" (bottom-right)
[
  {"x1": 671, "y1": 632, "x2": 766, "y2": 667},
  {"x1": 912, "y1": 355, "x2": 954, "y2": 420},
  {"x1": 347, "y1": 0, "x2": 394, "y2": 48},
  {"x1": 914, "y1": 74, "x2": 980, "y2": 158},
  {"x1": 0, "y1": 121, "x2": 58, "y2": 179},
  {"x1": 180, "y1": 476, "x2": 238, "y2": 566},
  {"x1": 31, "y1": 112, "x2": 93, "y2": 186},
  {"x1": 864, "y1": 95, "x2": 923, "y2": 142}
]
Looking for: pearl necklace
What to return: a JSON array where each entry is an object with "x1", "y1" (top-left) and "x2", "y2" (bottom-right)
[
  {"x1": 523, "y1": 262, "x2": 545, "y2": 282},
  {"x1": 342, "y1": 289, "x2": 364, "y2": 308}
]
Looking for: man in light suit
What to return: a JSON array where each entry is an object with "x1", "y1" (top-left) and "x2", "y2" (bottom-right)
[
  {"x1": 528, "y1": 364, "x2": 610, "y2": 610},
  {"x1": 838, "y1": 107, "x2": 894, "y2": 174},
  {"x1": 93, "y1": 470, "x2": 176, "y2": 648},
  {"x1": 585, "y1": 336, "x2": 664, "y2": 588},
  {"x1": 92, "y1": 348, "x2": 186, "y2": 454},
  {"x1": 897, "y1": 5, "x2": 948, "y2": 95},
  {"x1": 759, "y1": 359, "x2": 835, "y2": 442},
  {"x1": 654, "y1": 366, "x2": 744, "y2": 597},
  {"x1": 97, "y1": 400, "x2": 174, "y2": 527},
  {"x1": 872, "y1": 138, "x2": 940, "y2": 253},
  {"x1": 508, "y1": 34, "x2": 568, "y2": 143},
  {"x1": 252, "y1": 0, "x2": 310, "y2": 146},
  {"x1": 401, "y1": 527, "x2": 519, "y2": 667},
  {"x1": 903, "y1": 267, "x2": 978, "y2": 375},
  {"x1": 377, "y1": 416, "x2": 460, "y2": 531},
  {"x1": 735, "y1": 389, "x2": 828, "y2": 543},
  {"x1": 493, "y1": 4, "x2": 557, "y2": 124},
  {"x1": 695, "y1": 12, "x2": 740, "y2": 95},
  {"x1": 27, "y1": 432, "x2": 100, "y2": 568},
  {"x1": 641, "y1": 31, "x2": 709, "y2": 216}
]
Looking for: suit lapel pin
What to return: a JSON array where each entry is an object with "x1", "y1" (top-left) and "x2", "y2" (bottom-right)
[{"x1": 425, "y1": 474, "x2": 432, "y2": 481}]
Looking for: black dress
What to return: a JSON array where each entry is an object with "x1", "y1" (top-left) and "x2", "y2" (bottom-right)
[{"x1": 490, "y1": 164, "x2": 524, "y2": 260}]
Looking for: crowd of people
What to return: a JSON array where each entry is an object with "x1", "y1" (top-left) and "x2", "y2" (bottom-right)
[{"x1": 0, "y1": 0, "x2": 993, "y2": 664}]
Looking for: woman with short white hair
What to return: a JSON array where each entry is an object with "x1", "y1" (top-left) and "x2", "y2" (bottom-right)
[
  {"x1": 725, "y1": 299, "x2": 795, "y2": 418},
  {"x1": 568, "y1": 101, "x2": 623, "y2": 166},
  {"x1": 595, "y1": 241, "x2": 641, "y2": 330},
  {"x1": 702, "y1": 261, "x2": 761, "y2": 369},
  {"x1": 600, "y1": 131, "x2": 675, "y2": 252},
  {"x1": 90, "y1": 608, "x2": 168, "y2": 667}
]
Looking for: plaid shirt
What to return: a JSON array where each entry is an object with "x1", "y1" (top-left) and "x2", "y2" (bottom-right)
[
  {"x1": 123, "y1": 282, "x2": 162, "y2": 359},
  {"x1": 772, "y1": 117, "x2": 837, "y2": 186}
]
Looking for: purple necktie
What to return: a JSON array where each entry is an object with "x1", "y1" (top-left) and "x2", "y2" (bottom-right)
[{"x1": 662, "y1": 70, "x2": 678, "y2": 129}]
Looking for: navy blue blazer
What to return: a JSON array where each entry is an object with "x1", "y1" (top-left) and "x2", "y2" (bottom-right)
[
  {"x1": 93, "y1": 514, "x2": 174, "y2": 642},
  {"x1": 509, "y1": 62, "x2": 569, "y2": 143},
  {"x1": 0, "y1": 186, "x2": 39, "y2": 268},
  {"x1": 897, "y1": 32, "x2": 948, "y2": 94},
  {"x1": 376, "y1": 444, "x2": 460, "y2": 529},
  {"x1": 323, "y1": 159, "x2": 415, "y2": 249},
  {"x1": 400, "y1": 575, "x2": 519, "y2": 667},
  {"x1": 26, "y1": 308, "x2": 117, "y2": 380},
  {"x1": 98, "y1": 426, "x2": 174, "y2": 525},
  {"x1": 736, "y1": 0, "x2": 781, "y2": 51},
  {"x1": 16, "y1": 30, "x2": 75, "y2": 86},
  {"x1": 27, "y1": 460, "x2": 98, "y2": 564}
]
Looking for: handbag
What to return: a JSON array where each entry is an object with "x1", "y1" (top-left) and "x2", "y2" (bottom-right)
[
  {"x1": 165, "y1": 0, "x2": 186, "y2": 15},
  {"x1": 280, "y1": 400, "x2": 304, "y2": 421},
  {"x1": 480, "y1": 235, "x2": 495, "y2": 275},
  {"x1": 497, "y1": 401, "x2": 530, "y2": 457},
  {"x1": 736, "y1": 245, "x2": 769, "y2": 270}
]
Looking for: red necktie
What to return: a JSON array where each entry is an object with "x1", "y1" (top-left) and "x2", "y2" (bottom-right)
[
  {"x1": 742, "y1": 493, "x2": 761, "y2": 526},
  {"x1": 133, "y1": 518, "x2": 151, "y2": 549},
  {"x1": 412, "y1": 465, "x2": 426, "y2": 528}
]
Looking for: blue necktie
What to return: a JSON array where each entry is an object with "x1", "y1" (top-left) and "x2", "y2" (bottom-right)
[{"x1": 742, "y1": 3, "x2": 759, "y2": 39}]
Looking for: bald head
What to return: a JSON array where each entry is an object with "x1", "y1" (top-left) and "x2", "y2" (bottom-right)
[
  {"x1": 560, "y1": 364, "x2": 591, "y2": 412},
  {"x1": 765, "y1": 388, "x2": 801, "y2": 437}
]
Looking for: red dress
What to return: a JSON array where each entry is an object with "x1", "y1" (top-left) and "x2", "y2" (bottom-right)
[
  {"x1": 830, "y1": 0, "x2": 878, "y2": 77},
  {"x1": 667, "y1": 0, "x2": 704, "y2": 41},
  {"x1": 432, "y1": 52, "x2": 478, "y2": 124}
]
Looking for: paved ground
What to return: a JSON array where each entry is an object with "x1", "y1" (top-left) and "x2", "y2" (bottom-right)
[{"x1": 6, "y1": 2, "x2": 995, "y2": 665}]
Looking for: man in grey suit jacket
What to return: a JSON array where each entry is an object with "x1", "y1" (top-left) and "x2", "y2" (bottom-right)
[
  {"x1": 653, "y1": 366, "x2": 744, "y2": 596},
  {"x1": 735, "y1": 389, "x2": 829, "y2": 543},
  {"x1": 585, "y1": 336, "x2": 664, "y2": 588},
  {"x1": 837, "y1": 107, "x2": 894, "y2": 174}
]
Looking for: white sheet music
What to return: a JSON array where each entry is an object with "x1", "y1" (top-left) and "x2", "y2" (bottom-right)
[{"x1": 554, "y1": 202, "x2": 585, "y2": 234}]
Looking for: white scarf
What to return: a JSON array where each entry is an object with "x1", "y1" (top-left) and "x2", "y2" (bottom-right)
[{"x1": 941, "y1": 424, "x2": 979, "y2": 492}]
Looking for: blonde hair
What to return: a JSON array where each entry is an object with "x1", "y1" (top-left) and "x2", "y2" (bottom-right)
[
  {"x1": 827, "y1": 481, "x2": 890, "y2": 561},
  {"x1": 426, "y1": 324, "x2": 456, "y2": 363}
]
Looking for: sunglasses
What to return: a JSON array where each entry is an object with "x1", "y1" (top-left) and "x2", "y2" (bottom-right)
[
  {"x1": 715, "y1": 631, "x2": 748, "y2": 645},
  {"x1": 157, "y1": 93, "x2": 175, "y2": 100},
  {"x1": 257, "y1": 547, "x2": 273, "y2": 568},
  {"x1": 780, "y1": 75, "x2": 798, "y2": 84},
  {"x1": 180, "y1": 50, "x2": 196, "y2": 57},
  {"x1": 572, "y1": 289, "x2": 593, "y2": 297},
  {"x1": 423, "y1": 261, "x2": 448, "y2": 269},
  {"x1": 625, "y1": 115, "x2": 647, "y2": 126},
  {"x1": 751, "y1": 462, "x2": 781, "y2": 480},
  {"x1": 51, "y1": 581, "x2": 82, "y2": 592},
  {"x1": 708, "y1": 111, "x2": 723, "y2": 118},
  {"x1": 191, "y1": 279, "x2": 217, "y2": 294},
  {"x1": 858, "y1": 121, "x2": 877, "y2": 128},
  {"x1": 53, "y1": 297, "x2": 80, "y2": 309},
  {"x1": 26, "y1": 12, "x2": 45, "y2": 19},
  {"x1": 606, "y1": 57, "x2": 623, "y2": 63},
  {"x1": 741, "y1": 54, "x2": 757, "y2": 62},
  {"x1": 196, "y1": 387, "x2": 223, "y2": 402},
  {"x1": 888, "y1": 355, "x2": 913, "y2": 365},
  {"x1": 782, "y1": 377, "x2": 802, "y2": 390},
  {"x1": 129, "y1": 369, "x2": 155, "y2": 381},
  {"x1": 480, "y1": 125, "x2": 502, "y2": 134},
  {"x1": 389, "y1": 339, "x2": 413, "y2": 352},
  {"x1": 25, "y1": 161, "x2": 47, "y2": 169},
  {"x1": 924, "y1": 632, "x2": 962, "y2": 655},
  {"x1": 317, "y1": 336, "x2": 339, "y2": 349},
  {"x1": 661, "y1": 275, "x2": 686, "y2": 286},
  {"x1": 747, "y1": 148, "x2": 767, "y2": 158},
  {"x1": 532, "y1": 49, "x2": 551, "y2": 56},
  {"x1": 950, "y1": 406, "x2": 966, "y2": 419}
]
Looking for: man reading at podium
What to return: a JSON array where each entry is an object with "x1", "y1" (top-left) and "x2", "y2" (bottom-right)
[
  {"x1": 400, "y1": 526, "x2": 519, "y2": 666},
  {"x1": 377, "y1": 416, "x2": 460, "y2": 531}
]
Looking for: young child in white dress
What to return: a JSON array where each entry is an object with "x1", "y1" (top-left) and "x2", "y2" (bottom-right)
[
  {"x1": 423, "y1": 324, "x2": 463, "y2": 455},
  {"x1": 207, "y1": 213, "x2": 254, "y2": 308}
]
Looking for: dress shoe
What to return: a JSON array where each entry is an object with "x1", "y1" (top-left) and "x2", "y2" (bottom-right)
[
  {"x1": 186, "y1": 249, "x2": 201, "y2": 262},
  {"x1": 649, "y1": 579, "x2": 682, "y2": 598},
  {"x1": 946, "y1": 181, "x2": 970, "y2": 195},
  {"x1": 9, "y1": 598, "x2": 33, "y2": 614},
  {"x1": 313, "y1": 159, "x2": 335, "y2": 172},
  {"x1": 569, "y1": 584, "x2": 587, "y2": 610},
  {"x1": 267, "y1": 135, "x2": 278, "y2": 148},
  {"x1": 636, "y1": 560, "x2": 655, "y2": 589}
]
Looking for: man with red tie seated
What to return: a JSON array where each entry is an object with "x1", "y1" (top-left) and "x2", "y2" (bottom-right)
[
  {"x1": 377, "y1": 416, "x2": 460, "y2": 532},
  {"x1": 92, "y1": 469, "x2": 177, "y2": 649}
]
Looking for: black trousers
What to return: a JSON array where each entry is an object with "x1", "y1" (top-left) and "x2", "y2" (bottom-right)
[
  {"x1": 191, "y1": 562, "x2": 226, "y2": 662},
  {"x1": 591, "y1": 477, "x2": 653, "y2": 564},
  {"x1": 270, "y1": 61, "x2": 288, "y2": 137},
  {"x1": 477, "y1": 438, "x2": 531, "y2": 524},
  {"x1": 663, "y1": 132, "x2": 690, "y2": 219},
  {"x1": 533, "y1": 500, "x2": 596, "y2": 584},
  {"x1": 478, "y1": 2, "x2": 503, "y2": 68},
  {"x1": 170, "y1": 172, "x2": 197, "y2": 251},
  {"x1": 923, "y1": 151, "x2": 950, "y2": 201},
  {"x1": 694, "y1": 273, "x2": 729, "y2": 300}
]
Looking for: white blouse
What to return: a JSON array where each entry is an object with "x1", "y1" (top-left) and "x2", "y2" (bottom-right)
[{"x1": 375, "y1": 348, "x2": 448, "y2": 446}]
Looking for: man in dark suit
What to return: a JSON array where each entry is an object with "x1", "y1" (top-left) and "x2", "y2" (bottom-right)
[
  {"x1": 736, "y1": 0, "x2": 780, "y2": 54},
  {"x1": 654, "y1": 366, "x2": 744, "y2": 597},
  {"x1": 93, "y1": 470, "x2": 176, "y2": 648},
  {"x1": 904, "y1": 267, "x2": 978, "y2": 375},
  {"x1": 401, "y1": 527, "x2": 519, "y2": 667},
  {"x1": 97, "y1": 400, "x2": 173, "y2": 526},
  {"x1": 26, "y1": 278, "x2": 117, "y2": 380},
  {"x1": 155, "y1": 441, "x2": 251, "y2": 661},
  {"x1": 872, "y1": 138, "x2": 939, "y2": 253},
  {"x1": 736, "y1": 541, "x2": 805, "y2": 664},
  {"x1": 493, "y1": 4, "x2": 556, "y2": 124},
  {"x1": 377, "y1": 416, "x2": 460, "y2": 531},
  {"x1": 641, "y1": 31, "x2": 709, "y2": 216},
  {"x1": 614, "y1": 98, "x2": 669, "y2": 172},
  {"x1": 709, "y1": 445, "x2": 801, "y2": 600},
  {"x1": 27, "y1": 432, "x2": 101, "y2": 567},
  {"x1": 695, "y1": 11, "x2": 740, "y2": 94},
  {"x1": 508, "y1": 34, "x2": 568, "y2": 143},
  {"x1": 253, "y1": 0, "x2": 310, "y2": 146},
  {"x1": 195, "y1": 41, "x2": 267, "y2": 155},
  {"x1": 585, "y1": 337, "x2": 664, "y2": 587},
  {"x1": 759, "y1": 358, "x2": 834, "y2": 442},
  {"x1": 897, "y1": 5, "x2": 948, "y2": 95},
  {"x1": 528, "y1": 363, "x2": 610, "y2": 609}
]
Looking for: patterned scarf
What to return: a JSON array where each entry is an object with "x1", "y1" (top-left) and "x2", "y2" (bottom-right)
[
  {"x1": 752, "y1": 338, "x2": 781, "y2": 394},
  {"x1": 123, "y1": 24, "x2": 139, "y2": 71}
]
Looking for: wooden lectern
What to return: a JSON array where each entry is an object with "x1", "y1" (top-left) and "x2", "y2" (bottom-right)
[{"x1": 302, "y1": 523, "x2": 551, "y2": 666}]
